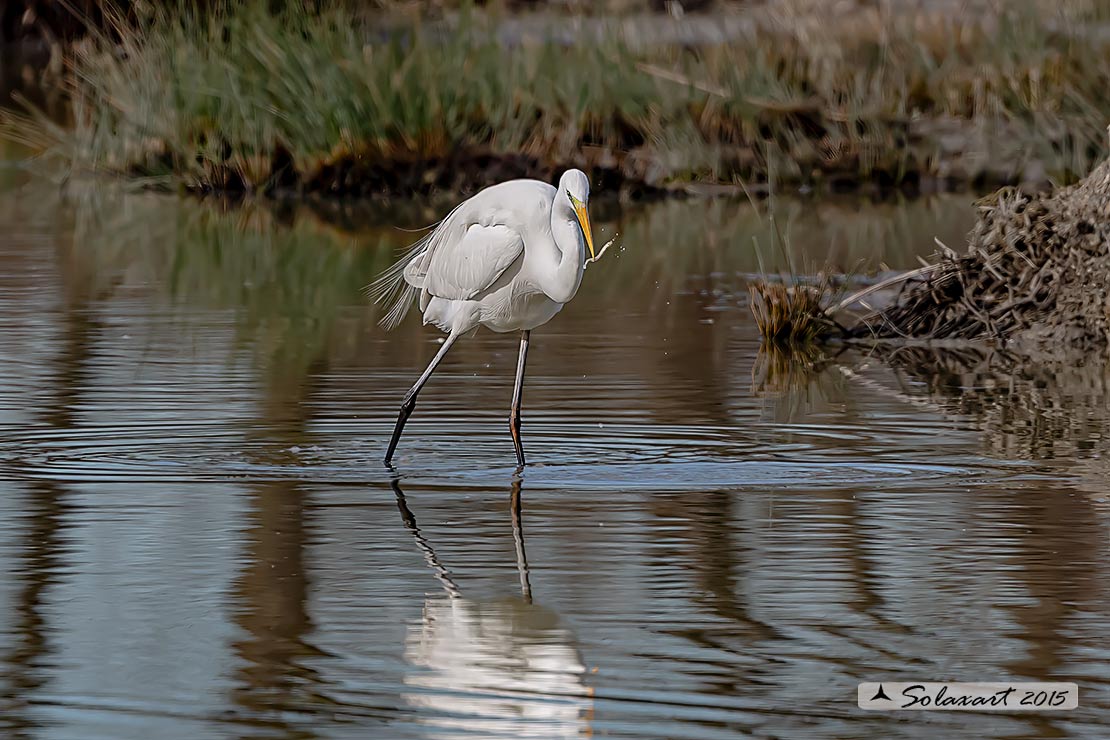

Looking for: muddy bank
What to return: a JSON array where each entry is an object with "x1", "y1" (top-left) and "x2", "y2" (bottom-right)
[
  {"x1": 153, "y1": 145, "x2": 672, "y2": 200},
  {"x1": 141, "y1": 116, "x2": 1062, "y2": 200}
]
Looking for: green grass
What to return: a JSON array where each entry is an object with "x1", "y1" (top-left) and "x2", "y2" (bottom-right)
[{"x1": 6, "y1": 1, "x2": 1110, "y2": 193}]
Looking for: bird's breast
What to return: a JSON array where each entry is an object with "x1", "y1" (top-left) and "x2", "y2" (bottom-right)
[{"x1": 478, "y1": 283, "x2": 562, "y2": 333}]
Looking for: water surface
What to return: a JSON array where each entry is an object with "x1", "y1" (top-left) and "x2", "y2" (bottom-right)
[{"x1": 0, "y1": 183, "x2": 1108, "y2": 739}]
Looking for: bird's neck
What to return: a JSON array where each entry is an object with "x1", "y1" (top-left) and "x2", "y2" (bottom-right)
[{"x1": 543, "y1": 199, "x2": 585, "y2": 304}]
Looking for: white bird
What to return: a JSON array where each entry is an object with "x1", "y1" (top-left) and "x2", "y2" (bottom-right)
[{"x1": 368, "y1": 169, "x2": 596, "y2": 467}]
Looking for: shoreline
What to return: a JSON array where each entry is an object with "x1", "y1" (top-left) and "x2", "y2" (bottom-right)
[{"x1": 168, "y1": 143, "x2": 1034, "y2": 201}]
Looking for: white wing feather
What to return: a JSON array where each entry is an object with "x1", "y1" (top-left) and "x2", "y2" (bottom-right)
[{"x1": 422, "y1": 223, "x2": 523, "y2": 301}]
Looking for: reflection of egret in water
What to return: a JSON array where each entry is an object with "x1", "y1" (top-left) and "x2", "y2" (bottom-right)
[
  {"x1": 510, "y1": 480, "x2": 532, "y2": 604},
  {"x1": 390, "y1": 476, "x2": 593, "y2": 739},
  {"x1": 392, "y1": 480, "x2": 462, "y2": 600}
]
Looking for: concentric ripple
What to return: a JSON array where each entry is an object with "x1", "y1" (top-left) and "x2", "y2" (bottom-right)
[{"x1": 0, "y1": 410, "x2": 1024, "y2": 491}]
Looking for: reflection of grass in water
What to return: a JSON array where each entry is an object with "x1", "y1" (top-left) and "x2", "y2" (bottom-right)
[
  {"x1": 59, "y1": 187, "x2": 977, "y2": 337},
  {"x1": 0, "y1": 138, "x2": 34, "y2": 190},
  {"x1": 43, "y1": 186, "x2": 978, "y2": 384},
  {"x1": 749, "y1": 342, "x2": 857, "y2": 425},
  {"x1": 65, "y1": 189, "x2": 407, "y2": 377},
  {"x1": 621, "y1": 193, "x2": 973, "y2": 346},
  {"x1": 751, "y1": 343, "x2": 831, "y2": 396},
  {"x1": 606, "y1": 193, "x2": 975, "y2": 303}
]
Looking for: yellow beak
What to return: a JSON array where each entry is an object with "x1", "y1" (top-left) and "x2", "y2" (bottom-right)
[{"x1": 574, "y1": 203, "x2": 595, "y2": 260}]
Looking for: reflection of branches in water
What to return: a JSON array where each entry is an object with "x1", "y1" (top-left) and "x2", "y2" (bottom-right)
[
  {"x1": 998, "y1": 491, "x2": 1105, "y2": 680},
  {"x1": 753, "y1": 344, "x2": 1109, "y2": 693},
  {"x1": 0, "y1": 481, "x2": 69, "y2": 740},
  {"x1": 752, "y1": 340, "x2": 1110, "y2": 474},
  {"x1": 649, "y1": 491, "x2": 784, "y2": 646},
  {"x1": 230, "y1": 481, "x2": 330, "y2": 729},
  {"x1": 0, "y1": 273, "x2": 98, "y2": 737},
  {"x1": 887, "y1": 346, "x2": 1110, "y2": 678},
  {"x1": 882, "y1": 345, "x2": 1110, "y2": 462}
]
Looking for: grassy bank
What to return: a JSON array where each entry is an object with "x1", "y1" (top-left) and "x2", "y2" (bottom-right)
[{"x1": 6, "y1": 2, "x2": 1110, "y2": 196}]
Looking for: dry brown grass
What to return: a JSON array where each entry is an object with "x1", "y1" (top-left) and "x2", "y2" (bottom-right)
[{"x1": 749, "y1": 278, "x2": 840, "y2": 345}]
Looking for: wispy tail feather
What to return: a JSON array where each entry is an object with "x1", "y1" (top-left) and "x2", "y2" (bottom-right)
[
  {"x1": 365, "y1": 203, "x2": 468, "y2": 330},
  {"x1": 364, "y1": 231, "x2": 433, "y2": 331}
]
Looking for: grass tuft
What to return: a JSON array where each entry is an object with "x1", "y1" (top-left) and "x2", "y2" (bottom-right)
[{"x1": 749, "y1": 277, "x2": 839, "y2": 345}]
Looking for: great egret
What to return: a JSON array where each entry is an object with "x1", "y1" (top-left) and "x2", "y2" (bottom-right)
[{"x1": 369, "y1": 169, "x2": 597, "y2": 467}]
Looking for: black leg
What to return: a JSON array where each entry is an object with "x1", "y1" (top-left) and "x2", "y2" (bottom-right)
[
  {"x1": 384, "y1": 333, "x2": 459, "y2": 465},
  {"x1": 509, "y1": 330, "x2": 530, "y2": 467}
]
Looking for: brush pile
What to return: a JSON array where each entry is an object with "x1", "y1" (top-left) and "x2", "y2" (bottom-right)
[{"x1": 845, "y1": 153, "x2": 1110, "y2": 349}]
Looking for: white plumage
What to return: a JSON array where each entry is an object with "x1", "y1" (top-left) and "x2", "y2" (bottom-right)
[{"x1": 370, "y1": 169, "x2": 597, "y2": 466}]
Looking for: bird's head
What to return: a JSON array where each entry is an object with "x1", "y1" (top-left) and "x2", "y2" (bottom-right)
[{"x1": 559, "y1": 169, "x2": 595, "y2": 260}]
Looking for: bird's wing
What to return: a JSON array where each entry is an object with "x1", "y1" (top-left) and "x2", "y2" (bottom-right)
[{"x1": 421, "y1": 222, "x2": 524, "y2": 301}]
